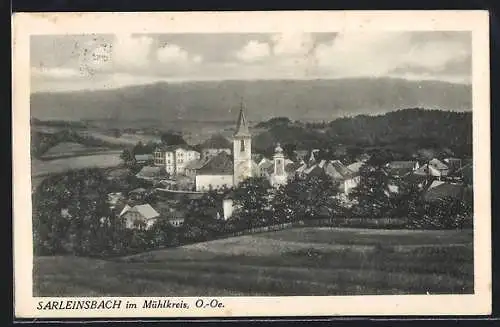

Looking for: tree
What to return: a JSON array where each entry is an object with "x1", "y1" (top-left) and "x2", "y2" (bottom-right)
[
  {"x1": 349, "y1": 165, "x2": 394, "y2": 218},
  {"x1": 120, "y1": 149, "x2": 134, "y2": 164},
  {"x1": 231, "y1": 177, "x2": 272, "y2": 229},
  {"x1": 273, "y1": 174, "x2": 340, "y2": 222},
  {"x1": 160, "y1": 132, "x2": 187, "y2": 146}
]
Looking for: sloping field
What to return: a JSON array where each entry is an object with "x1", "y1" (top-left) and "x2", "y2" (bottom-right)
[
  {"x1": 40, "y1": 142, "x2": 111, "y2": 159},
  {"x1": 34, "y1": 227, "x2": 473, "y2": 297}
]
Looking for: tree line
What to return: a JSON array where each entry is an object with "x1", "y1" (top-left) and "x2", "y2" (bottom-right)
[{"x1": 33, "y1": 164, "x2": 473, "y2": 258}]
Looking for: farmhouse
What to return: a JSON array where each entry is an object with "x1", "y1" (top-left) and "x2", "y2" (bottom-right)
[
  {"x1": 386, "y1": 161, "x2": 420, "y2": 177},
  {"x1": 120, "y1": 204, "x2": 160, "y2": 229}
]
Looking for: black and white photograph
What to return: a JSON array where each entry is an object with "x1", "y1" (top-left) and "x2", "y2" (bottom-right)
[{"x1": 13, "y1": 11, "x2": 491, "y2": 317}]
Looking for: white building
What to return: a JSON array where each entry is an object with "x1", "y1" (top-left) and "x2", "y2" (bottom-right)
[
  {"x1": 153, "y1": 145, "x2": 201, "y2": 176},
  {"x1": 119, "y1": 204, "x2": 160, "y2": 230}
]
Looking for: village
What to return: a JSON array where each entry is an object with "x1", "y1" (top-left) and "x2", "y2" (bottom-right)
[{"x1": 106, "y1": 107, "x2": 474, "y2": 232}]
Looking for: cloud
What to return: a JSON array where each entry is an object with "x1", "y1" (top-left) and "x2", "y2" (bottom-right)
[
  {"x1": 235, "y1": 40, "x2": 271, "y2": 62},
  {"x1": 271, "y1": 33, "x2": 314, "y2": 57},
  {"x1": 112, "y1": 34, "x2": 154, "y2": 68},
  {"x1": 156, "y1": 43, "x2": 203, "y2": 66},
  {"x1": 314, "y1": 32, "x2": 471, "y2": 79}
]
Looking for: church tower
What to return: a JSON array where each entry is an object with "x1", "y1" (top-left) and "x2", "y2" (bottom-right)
[
  {"x1": 233, "y1": 104, "x2": 252, "y2": 186},
  {"x1": 271, "y1": 143, "x2": 287, "y2": 187}
]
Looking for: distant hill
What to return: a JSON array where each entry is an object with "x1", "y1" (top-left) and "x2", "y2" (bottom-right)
[
  {"x1": 252, "y1": 108, "x2": 472, "y2": 159},
  {"x1": 30, "y1": 78, "x2": 471, "y2": 122}
]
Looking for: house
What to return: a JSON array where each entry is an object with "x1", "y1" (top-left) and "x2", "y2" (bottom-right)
[
  {"x1": 346, "y1": 161, "x2": 365, "y2": 175},
  {"x1": 324, "y1": 160, "x2": 360, "y2": 194},
  {"x1": 302, "y1": 159, "x2": 360, "y2": 195},
  {"x1": 195, "y1": 152, "x2": 234, "y2": 191},
  {"x1": 428, "y1": 158, "x2": 449, "y2": 176},
  {"x1": 120, "y1": 203, "x2": 160, "y2": 229},
  {"x1": 135, "y1": 166, "x2": 165, "y2": 182},
  {"x1": 422, "y1": 180, "x2": 469, "y2": 203},
  {"x1": 129, "y1": 188, "x2": 147, "y2": 200},
  {"x1": 135, "y1": 154, "x2": 153, "y2": 164},
  {"x1": 413, "y1": 163, "x2": 442, "y2": 178},
  {"x1": 257, "y1": 158, "x2": 274, "y2": 178},
  {"x1": 200, "y1": 134, "x2": 232, "y2": 161},
  {"x1": 444, "y1": 157, "x2": 462, "y2": 173},
  {"x1": 386, "y1": 161, "x2": 419, "y2": 177},
  {"x1": 153, "y1": 144, "x2": 201, "y2": 176},
  {"x1": 184, "y1": 158, "x2": 208, "y2": 178}
]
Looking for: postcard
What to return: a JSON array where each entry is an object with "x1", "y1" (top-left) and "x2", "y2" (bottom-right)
[{"x1": 12, "y1": 10, "x2": 491, "y2": 318}]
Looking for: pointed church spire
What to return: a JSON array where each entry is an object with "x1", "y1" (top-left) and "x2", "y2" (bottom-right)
[{"x1": 234, "y1": 102, "x2": 250, "y2": 137}]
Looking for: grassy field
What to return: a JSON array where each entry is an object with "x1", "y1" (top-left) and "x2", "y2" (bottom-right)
[
  {"x1": 33, "y1": 227, "x2": 473, "y2": 297},
  {"x1": 40, "y1": 142, "x2": 112, "y2": 160},
  {"x1": 31, "y1": 153, "x2": 123, "y2": 190}
]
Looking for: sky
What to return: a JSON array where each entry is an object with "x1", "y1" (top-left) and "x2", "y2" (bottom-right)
[{"x1": 30, "y1": 31, "x2": 472, "y2": 93}]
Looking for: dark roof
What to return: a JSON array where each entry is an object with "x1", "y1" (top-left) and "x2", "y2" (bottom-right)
[
  {"x1": 326, "y1": 160, "x2": 356, "y2": 179},
  {"x1": 423, "y1": 181, "x2": 465, "y2": 202},
  {"x1": 285, "y1": 162, "x2": 302, "y2": 173},
  {"x1": 107, "y1": 168, "x2": 130, "y2": 179},
  {"x1": 233, "y1": 107, "x2": 251, "y2": 137},
  {"x1": 197, "y1": 152, "x2": 234, "y2": 175},
  {"x1": 184, "y1": 158, "x2": 208, "y2": 170},
  {"x1": 456, "y1": 164, "x2": 473, "y2": 184},
  {"x1": 136, "y1": 166, "x2": 164, "y2": 178},
  {"x1": 201, "y1": 134, "x2": 232, "y2": 149},
  {"x1": 388, "y1": 161, "x2": 417, "y2": 169}
]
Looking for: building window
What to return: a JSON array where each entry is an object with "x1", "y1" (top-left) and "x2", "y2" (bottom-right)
[{"x1": 240, "y1": 140, "x2": 245, "y2": 152}]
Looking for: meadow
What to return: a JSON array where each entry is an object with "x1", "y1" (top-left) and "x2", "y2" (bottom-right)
[
  {"x1": 31, "y1": 153, "x2": 123, "y2": 189},
  {"x1": 34, "y1": 227, "x2": 473, "y2": 296}
]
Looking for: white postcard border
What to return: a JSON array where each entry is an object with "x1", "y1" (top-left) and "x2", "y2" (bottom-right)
[{"x1": 12, "y1": 10, "x2": 491, "y2": 318}]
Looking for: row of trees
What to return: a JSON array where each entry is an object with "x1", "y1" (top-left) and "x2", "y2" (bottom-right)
[{"x1": 33, "y1": 164, "x2": 473, "y2": 258}]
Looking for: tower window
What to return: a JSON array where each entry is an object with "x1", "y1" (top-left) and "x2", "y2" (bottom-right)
[{"x1": 240, "y1": 139, "x2": 245, "y2": 152}]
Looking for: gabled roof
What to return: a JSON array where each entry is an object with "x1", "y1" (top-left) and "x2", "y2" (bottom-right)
[
  {"x1": 388, "y1": 161, "x2": 418, "y2": 169},
  {"x1": 285, "y1": 162, "x2": 302, "y2": 173},
  {"x1": 423, "y1": 182, "x2": 465, "y2": 202},
  {"x1": 325, "y1": 160, "x2": 356, "y2": 179},
  {"x1": 184, "y1": 158, "x2": 208, "y2": 170},
  {"x1": 136, "y1": 166, "x2": 164, "y2": 179},
  {"x1": 234, "y1": 107, "x2": 251, "y2": 137},
  {"x1": 429, "y1": 158, "x2": 448, "y2": 170},
  {"x1": 197, "y1": 151, "x2": 234, "y2": 175},
  {"x1": 387, "y1": 161, "x2": 418, "y2": 177},
  {"x1": 259, "y1": 159, "x2": 273, "y2": 170},
  {"x1": 201, "y1": 134, "x2": 232, "y2": 149},
  {"x1": 120, "y1": 204, "x2": 160, "y2": 220},
  {"x1": 413, "y1": 164, "x2": 441, "y2": 177},
  {"x1": 346, "y1": 161, "x2": 364, "y2": 174},
  {"x1": 135, "y1": 154, "x2": 153, "y2": 161}
]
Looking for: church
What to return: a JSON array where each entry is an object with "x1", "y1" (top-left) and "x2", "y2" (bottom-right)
[{"x1": 195, "y1": 106, "x2": 288, "y2": 191}]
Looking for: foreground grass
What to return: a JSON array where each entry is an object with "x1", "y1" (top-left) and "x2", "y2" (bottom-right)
[{"x1": 34, "y1": 227, "x2": 473, "y2": 296}]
